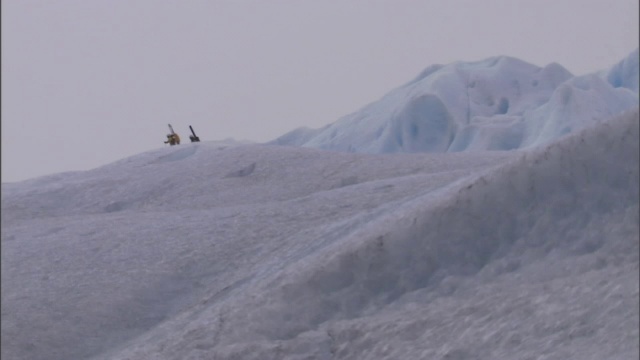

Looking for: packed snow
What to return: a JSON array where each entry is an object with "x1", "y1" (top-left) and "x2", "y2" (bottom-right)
[{"x1": 1, "y1": 51, "x2": 639, "y2": 360}]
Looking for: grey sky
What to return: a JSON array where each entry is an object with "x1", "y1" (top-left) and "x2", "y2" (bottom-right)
[{"x1": 2, "y1": 0, "x2": 638, "y2": 182}]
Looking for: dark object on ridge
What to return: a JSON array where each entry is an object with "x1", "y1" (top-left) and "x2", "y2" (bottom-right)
[{"x1": 189, "y1": 125, "x2": 201, "y2": 142}]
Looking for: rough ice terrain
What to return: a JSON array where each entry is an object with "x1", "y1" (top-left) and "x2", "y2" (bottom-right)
[
  {"x1": 272, "y1": 49, "x2": 639, "y2": 154},
  {"x1": 1, "y1": 50, "x2": 638, "y2": 360},
  {"x1": 2, "y1": 107, "x2": 638, "y2": 359}
]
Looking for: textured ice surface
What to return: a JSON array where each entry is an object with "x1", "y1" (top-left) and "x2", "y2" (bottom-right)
[
  {"x1": 2, "y1": 50, "x2": 639, "y2": 359},
  {"x1": 2, "y1": 107, "x2": 638, "y2": 360},
  {"x1": 273, "y1": 50, "x2": 639, "y2": 155}
]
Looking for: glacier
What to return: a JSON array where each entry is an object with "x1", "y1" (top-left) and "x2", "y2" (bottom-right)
[
  {"x1": 1, "y1": 50, "x2": 638, "y2": 360},
  {"x1": 271, "y1": 49, "x2": 639, "y2": 154}
]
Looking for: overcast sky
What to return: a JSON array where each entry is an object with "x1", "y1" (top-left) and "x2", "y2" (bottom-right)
[{"x1": 2, "y1": 0, "x2": 638, "y2": 182}]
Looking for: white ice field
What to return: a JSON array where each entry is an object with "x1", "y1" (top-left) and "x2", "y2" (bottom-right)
[{"x1": 2, "y1": 50, "x2": 638, "y2": 360}]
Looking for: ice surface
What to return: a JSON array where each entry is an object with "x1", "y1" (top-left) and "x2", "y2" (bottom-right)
[
  {"x1": 272, "y1": 50, "x2": 639, "y2": 154},
  {"x1": 2, "y1": 50, "x2": 639, "y2": 359},
  {"x1": 604, "y1": 48, "x2": 640, "y2": 93},
  {"x1": 2, "y1": 106, "x2": 638, "y2": 359}
]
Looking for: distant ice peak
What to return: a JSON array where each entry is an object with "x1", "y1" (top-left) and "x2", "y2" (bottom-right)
[{"x1": 271, "y1": 49, "x2": 638, "y2": 154}]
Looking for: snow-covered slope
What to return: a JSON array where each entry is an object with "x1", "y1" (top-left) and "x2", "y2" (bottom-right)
[
  {"x1": 272, "y1": 50, "x2": 639, "y2": 154},
  {"x1": 2, "y1": 107, "x2": 638, "y2": 360}
]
